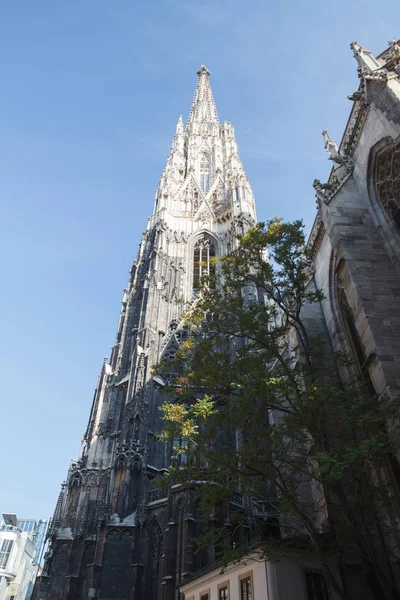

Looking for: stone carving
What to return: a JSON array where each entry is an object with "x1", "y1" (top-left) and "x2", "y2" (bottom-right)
[
  {"x1": 313, "y1": 153, "x2": 354, "y2": 205},
  {"x1": 341, "y1": 103, "x2": 369, "y2": 156},
  {"x1": 321, "y1": 130, "x2": 354, "y2": 171},
  {"x1": 96, "y1": 422, "x2": 105, "y2": 437},
  {"x1": 388, "y1": 39, "x2": 400, "y2": 65},
  {"x1": 114, "y1": 439, "x2": 143, "y2": 470},
  {"x1": 148, "y1": 488, "x2": 168, "y2": 503},
  {"x1": 85, "y1": 472, "x2": 99, "y2": 487},
  {"x1": 322, "y1": 130, "x2": 340, "y2": 161}
]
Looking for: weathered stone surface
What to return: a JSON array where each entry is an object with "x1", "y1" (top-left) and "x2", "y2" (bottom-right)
[{"x1": 34, "y1": 66, "x2": 256, "y2": 600}]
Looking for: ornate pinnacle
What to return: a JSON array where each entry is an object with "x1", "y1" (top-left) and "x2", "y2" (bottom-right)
[
  {"x1": 350, "y1": 41, "x2": 364, "y2": 57},
  {"x1": 350, "y1": 40, "x2": 381, "y2": 73},
  {"x1": 175, "y1": 114, "x2": 184, "y2": 134}
]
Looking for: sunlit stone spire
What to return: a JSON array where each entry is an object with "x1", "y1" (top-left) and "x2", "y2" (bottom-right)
[
  {"x1": 187, "y1": 65, "x2": 219, "y2": 125},
  {"x1": 36, "y1": 66, "x2": 257, "y2": 600}
]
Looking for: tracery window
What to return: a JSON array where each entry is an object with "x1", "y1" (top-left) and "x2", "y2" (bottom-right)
[
  {"x1": 148, "y1": 520, "x2": 164, "y2": 600},
  {"x1": 376, "y1": 144, "x2": 400, "y2": 229},
  {"x1": 193, "y1": 237, "x2": 216, "y2": 295},
  {"x1": 200, "y1": 155, "x2": 210, "y2": 194}
]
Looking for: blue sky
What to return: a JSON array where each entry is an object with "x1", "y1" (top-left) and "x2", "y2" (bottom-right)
[{"x1": 0, "y1": 0, "x2": 398, "y2": 520}]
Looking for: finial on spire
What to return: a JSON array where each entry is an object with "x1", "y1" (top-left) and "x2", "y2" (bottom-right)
[
  {"x1": 176, "y1": 114, "x2": 184, "y2": 134},
  {"x1": 197, "y1": 65, "x2": 211, "y2": 76}
]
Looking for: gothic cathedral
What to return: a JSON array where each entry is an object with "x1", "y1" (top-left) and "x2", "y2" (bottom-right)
[
  {"x1": 36, "y1": 66, "x2": 257, "y2": 600},
  {"x1": 35, "y1": 37, "x2": 400, "y2": 600}
]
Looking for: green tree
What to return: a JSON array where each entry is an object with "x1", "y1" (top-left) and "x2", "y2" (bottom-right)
[{"x1": 157, "y1": 219, "x2": 400, "y2": 600}]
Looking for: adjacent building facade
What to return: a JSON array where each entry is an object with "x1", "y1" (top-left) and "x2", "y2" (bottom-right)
[
  {"x1": 35, "y1": 37, "x2": 400, "y2": 600},
  {"x1": 0, "y1": 514, "x2": 47, "y2": 600}
]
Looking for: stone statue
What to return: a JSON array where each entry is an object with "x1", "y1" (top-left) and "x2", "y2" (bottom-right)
[
  {"x1": 388, "y1": 39, "x2": 400, "y2": 65},
  {"x1": 322, "y1": 130, "x2": 340, "y2": 161}
]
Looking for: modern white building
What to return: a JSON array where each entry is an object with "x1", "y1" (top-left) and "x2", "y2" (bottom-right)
[
  {"x1": 0, "y1": 514, "x2": 47, "y2": 600},
  {"x1": 180, "y1": 552, "x2": 340, "y2": 600}
]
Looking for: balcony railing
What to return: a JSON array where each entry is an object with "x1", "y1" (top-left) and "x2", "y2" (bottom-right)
[{"x1": 0, "y1": 525, "x2": 19, "y2": 534}]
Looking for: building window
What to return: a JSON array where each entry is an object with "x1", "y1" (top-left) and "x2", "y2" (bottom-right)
[
  {"x1": 200, "y1": 592, "x2": 209, "y2": 600},
  {"x1": 148, "y1": 521, "x2": 164, "y2": 600},
  {"x1": 239, "y1": 576, "x2": 252, "y2": 600},
  {"x1": 176, "y1": 498, "x2": 186, "y2": 583},
  {"x1": 338, "y1": 286, "x2": 375, "y2": 395},
  {"x1": 376, "y1": 145, "x2": 400, "y2": 230},
  {"x1": 0, "y1": 539, "x2": 13, "y2": 568},
  {"x1": 200, "y1": 155, "x2": 210, "y2": 194},
  {"x1": 193, "y1": 237, "x2": 216, "y2": 294},
  {"x1": 219, "y1": 585, "x2": 229, "y2": 600},
  {"x1": 305, "y1": 571, "x2": 329, "y2": 600}
]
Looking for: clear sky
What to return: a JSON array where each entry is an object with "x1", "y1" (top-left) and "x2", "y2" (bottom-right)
[{"x1": 0, "y1": 0, "x2": 398, "y2": 520}]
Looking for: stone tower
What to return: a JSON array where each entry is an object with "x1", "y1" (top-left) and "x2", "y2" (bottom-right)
[{"x1": 35, "y1": 66, "x2": 256, "y2": 600}]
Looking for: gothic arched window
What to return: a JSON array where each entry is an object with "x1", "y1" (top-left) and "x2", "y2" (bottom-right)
[
  {"x1": 376, "y1": 144, "x2": 400, "y2": 230},
  {"x1": 176, "y1": 498, "x2": 186, "y2": 583},
  {"x1": 193, "y1": 237, "x2": 216, "y2": 295},
  {"x1": 200, "y1": 155, "x2": 210, "y2": 194},
  {"x1": 148, "y1": 520, "x2": 164, "y2": 600},
  {"x1": 338, "y1": 285, "x2": 375, "y2": 396}
]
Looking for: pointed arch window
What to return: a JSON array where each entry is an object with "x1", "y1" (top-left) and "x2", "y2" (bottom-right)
[
  {"x1": 193, "y1": 237, "x2": 216, "y2": 296},
  {"x1": 200, "y1": 155, "x2": 210, "y2": 194},
  {"x1": 376, "y1": 144, "x2": 400, "y2": 230},
  {"x1": 338, "y1": 284, "x2": 375, "y2": 396},
  {"x1": 176, "y1": 498, "x2": 186, "y2": 583},
  {"x1": 148, "y1": 520, "x2": 164, "y2": 600}
]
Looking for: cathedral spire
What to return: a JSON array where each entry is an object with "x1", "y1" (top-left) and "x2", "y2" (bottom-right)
[{"x1": 187, "y1": 65, "x2": 219, "y2": 125}]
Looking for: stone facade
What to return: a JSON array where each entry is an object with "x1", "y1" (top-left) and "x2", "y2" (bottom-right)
[
  {"x1": 178, "y1": 37, "x2": 400, "y2": 600},
  {"x1": 306, "y1": 39, "x2": 400, "y2": 599},
  {"x1": 34, "y1": 66, "x2": 257, "y2": 600},
  {"x1": 35, "y1": 38, "x2": 400, "y2": 600},
  {"x1": 311, "y1": 39, "x2": 400, "y2": 406}
]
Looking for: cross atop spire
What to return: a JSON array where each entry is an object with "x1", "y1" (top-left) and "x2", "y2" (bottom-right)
[{"x1": 187, "y1": 65, "x2": 219, "y2": 125}]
